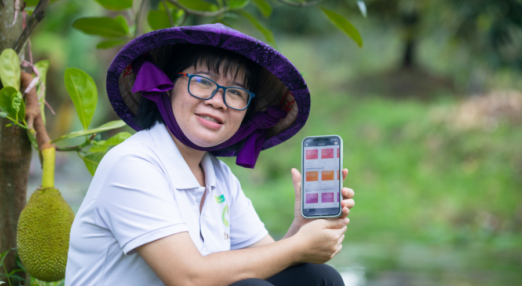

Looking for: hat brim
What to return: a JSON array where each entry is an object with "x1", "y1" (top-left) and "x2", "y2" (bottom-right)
[{"x1": 106, "y1": 24, "x2": 310, "y2": 157}]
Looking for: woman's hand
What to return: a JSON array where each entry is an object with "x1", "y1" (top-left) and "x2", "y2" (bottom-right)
[
  {"x1": 293, "y1": 217, "x2": 349, "y2": 264},
  {"x1": 283, "y1": 168, "x2": 355, "y2": 239}
]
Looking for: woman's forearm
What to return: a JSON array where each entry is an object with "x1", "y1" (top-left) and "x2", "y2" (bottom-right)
[
  {"x1": 194, "y1": 235, "x2": 303, "y2": 285},
  {"x1": 282, "y1": 220, "x2": 301, "y2": 239}
]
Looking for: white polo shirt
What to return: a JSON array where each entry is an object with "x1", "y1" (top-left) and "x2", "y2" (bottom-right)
[{"x1": 65, "y1": 123, "x2": 268, "y2": 286}]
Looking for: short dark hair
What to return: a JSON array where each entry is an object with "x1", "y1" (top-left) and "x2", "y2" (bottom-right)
[{"x1": 136, "y1": 44, "x2": 264, "y2": 130}]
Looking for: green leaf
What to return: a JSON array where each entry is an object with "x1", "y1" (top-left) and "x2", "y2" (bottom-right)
[
  {"x1": 89, "y1": 131, "x2": 131, "y2": 153},
  {"x1": 89, "y1": 140, "x2": 107, "y2": 153},
  {"x1": 158, "y1": 0, "x2": 177, "y2": 11},
  {"x1": 11, "y1": 91, "x2": 23, "y2": 121},
  {"x1": 24, "y1": 0, "x2": 60, "y2": 7},
  {"x1": 0, "y1": 112, "x2": 7, "y2": 118},
  {"x1": 0, "y1": 49, "x2": 20, "y2": 91},
  {"x1": 320, "y1": 7, "x2": 363, "y2": 47},
  {"x1": 52, "y1": 120, "x2": 126, "y2": 142},
  {"x1": 252, "y1": 0, "x2": 271, "y2": 18},
  {"x1": 0, "y1": 249, "x2": 9, "y2": 265},
  {"x1": 229, "y1": 0, "x2": 250, "y2": 10},
  {"x1": 114, "y1": 15, "x2": 130, "y2": 34},
  {"x1": 105, "y1": 131, "x2": 131, "y2": 145},
  {"x1": 64, "y1": 68, "x2": 98, "y2": 130},
  {"x1": 147, "y1": 10, "x2": 175, "y2": 30},
  {"x1": 81, "y1": 152, "x2": 106, "y2": 176},
  {"x1": 94, "y1": 0, "x2": 133, "y2": 10},
  {"x1": 24, "y1": 0, "x2": 38, "y2": 5},
  {"x1": 72, "y1": 17, "x2": 129, "y2": 38},
  {"x1": 34, "y1": 60, "x2": 50, "y2": 124},
  {"x1": 240, "y1": 11, "x2": 277, "y2": 48},
  {"x1": 178, "y1": 0, "x2": 218, "y2": 11},
  {"x1": 0, "y1": 87, "x2": 23, "y2": 120},
  {"x1": 96, "y1": 39, "x2": 127, "y2": 49}
]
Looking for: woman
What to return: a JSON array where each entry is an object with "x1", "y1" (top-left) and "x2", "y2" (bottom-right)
[{"x1": 65, "y1": 24, "x2": 355, "y2": 286}]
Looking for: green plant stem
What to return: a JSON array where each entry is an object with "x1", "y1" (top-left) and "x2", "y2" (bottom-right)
[
  {"x1": 166, "y1": 0, "x2": 228, "y2": 17},
  {"x1": 277, "y1": 0, "x2": 324, "y2": 7},
  {"x1": 161, "y1": 0, "x2": 175, "y2": 27},
  {"x1": 2, "y1": 263, "x2": 12, "y2": 286},
  {"x1": 41, "y1": 147, "x2": 55, "y2": 189},
  {"x1": 179, "y1": 10, "x2": 188, "y2": 26},
  {"x1": 134, "y1": 0, "x2": 146, "y2": 37},
  {"x1": 4, "y1": 116, "x2": 27, "y2": 129},
  {"x1": 55, "y1": 137, "x2": 94, "y2": 152}
]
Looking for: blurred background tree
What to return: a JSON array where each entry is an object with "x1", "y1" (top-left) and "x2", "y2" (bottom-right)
[{"x1": 360, "y1": 0, "x2": 522, "y2": 95}]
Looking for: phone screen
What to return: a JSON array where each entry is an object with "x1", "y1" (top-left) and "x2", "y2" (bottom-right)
[{"x1": 302, "y1": 136, "x2": 342, "y2": 217}]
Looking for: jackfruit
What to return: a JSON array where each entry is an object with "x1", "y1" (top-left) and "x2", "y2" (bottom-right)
[{"x1": 17, "y1": 187, "x2": 75, "y2": 282}]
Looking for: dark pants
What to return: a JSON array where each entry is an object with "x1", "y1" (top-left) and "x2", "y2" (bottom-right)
[{"x1": 229, "y1": 263, "x2": 344, "y2": 286}]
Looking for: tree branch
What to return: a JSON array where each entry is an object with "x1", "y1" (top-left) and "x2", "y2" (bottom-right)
[
  {"x1": 166, "y1": 0, "x2": 227, "y2": 17},
  {"x1": 161, "y1": 0, "x2": 175, "y2": 27},
  {"x1": 276, "y1": 0, "x2": 324, "y2": 7},
  {"x1": 13, "y1": 0, "x2": 50, "y2": 55},
  {"x1": 178, "y1": 10, "x2": 188, "y2": 26},
  {"x1": 21, "y1": 72, "x2": 52, "y2": 151},
  {"x1": 20, "y1": 72, "x2": 38, "y2": 130},
  {"x1": 134, "y1": 0, "x2": 146, "y2": 37},
  {"x1": 55, "y1": 134, "x2": 96, "y2": 152}
]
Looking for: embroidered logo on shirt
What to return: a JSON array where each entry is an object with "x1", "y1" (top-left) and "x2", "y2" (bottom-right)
[
  {"x1": 214, "y1": 195, "x2": 229, "y2": 227},
  {"x1": 214, "y1": 194, "x2": 225, "y2": 204}
]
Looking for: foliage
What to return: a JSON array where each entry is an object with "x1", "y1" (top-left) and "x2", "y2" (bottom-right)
[
  {"x1": 0, "y1": 49, "x2": 21, "y2": 91},
  {"x1": 63, "y1": 68, "x2": 98, "y2": 130},
  {"x1": 68, "y1": 0, "x2": 365, "y2": 50},
  {"x1": 0, "y1": 249, "x2": 25, "y2": 286},
  {"x1": 442, "y1": 0, "x2": 522, "y2": 70},
  {"x1": 321, "y1": 7, "x2": 363, "y2": 47},
  {"x1": 0, "y1": 50, "x2": 126, "y2": 176},
  {"x1": 363, "y1": 0, "x2": 522, "y2": 70}
]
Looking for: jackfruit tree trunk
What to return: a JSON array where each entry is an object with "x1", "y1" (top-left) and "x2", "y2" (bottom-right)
[{"x1": 0, "y1": 0, "x2": 31, "y2": 283}]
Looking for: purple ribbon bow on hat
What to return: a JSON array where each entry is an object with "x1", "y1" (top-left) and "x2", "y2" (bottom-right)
[{"x1": 131, "y1": 54, "x2": 287, "y2": 168}]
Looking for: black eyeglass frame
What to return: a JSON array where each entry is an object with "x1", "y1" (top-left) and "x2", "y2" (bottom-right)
[{"x1": 177, "y1": 72, "x2": 256, "y2": 111}]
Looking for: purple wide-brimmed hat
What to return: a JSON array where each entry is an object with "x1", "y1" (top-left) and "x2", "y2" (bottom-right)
[{"x1": 106, "y1": 23, "x2": 310, "y2": 167}]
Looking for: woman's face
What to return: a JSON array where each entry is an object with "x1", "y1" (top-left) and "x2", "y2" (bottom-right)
[{"x1": 170, "y1": 63, "x2": 248, "y2": 148}]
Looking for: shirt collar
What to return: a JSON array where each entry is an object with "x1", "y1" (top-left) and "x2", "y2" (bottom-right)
[{"x1": 149, "y1": 122, "x2": 217, "y2": 191}]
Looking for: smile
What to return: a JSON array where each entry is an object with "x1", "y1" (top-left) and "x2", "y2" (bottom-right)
[
  {"x1": 195, "y1": 113, "x2": 224, "y2": 130},
  {"x1": 197, "y1": 114, "x2": 222, "y2": 124}
]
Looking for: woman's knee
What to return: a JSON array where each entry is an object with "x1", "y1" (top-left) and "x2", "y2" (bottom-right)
[
  {"x1": 267, "y1": 263, "x2": 344, "y2": 286},
  {"x1": 229, "y1": 278, "x2": 274, "y2": 286},
  {"x1": 309, "y1": 263, "x2": 344, "y2": 285}
]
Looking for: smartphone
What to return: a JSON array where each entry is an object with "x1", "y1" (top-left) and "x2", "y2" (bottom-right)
[{"x1": 301, "y1": 135, "x2": 343, "y2": 219}]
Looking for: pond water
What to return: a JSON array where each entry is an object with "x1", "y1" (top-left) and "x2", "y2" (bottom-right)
[{"x1": 329, "y1": 242, "x2": 522, "y2": 286}]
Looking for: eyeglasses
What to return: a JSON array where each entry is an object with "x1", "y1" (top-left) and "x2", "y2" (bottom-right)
[{"x1": 176, "y1": 73, "x2": 255, "y2": 111}]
